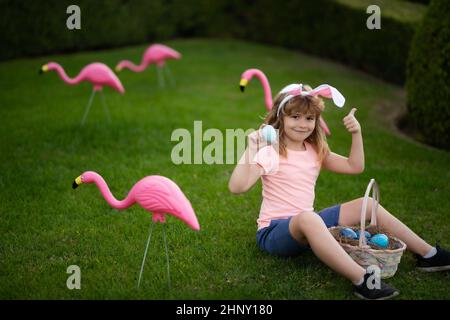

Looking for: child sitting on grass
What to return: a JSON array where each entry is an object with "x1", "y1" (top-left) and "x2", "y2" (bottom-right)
[{"x1": 228, "y1": 83, "x2": 450, "y2": 300}]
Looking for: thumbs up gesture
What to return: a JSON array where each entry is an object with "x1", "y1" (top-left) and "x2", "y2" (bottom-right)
[{"x1": 343, "y1": 108, "x2": 361, "y2": 134}]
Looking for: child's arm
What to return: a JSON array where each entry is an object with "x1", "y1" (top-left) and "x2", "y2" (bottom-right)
[
  {"x1": 228, "y1": 132, "x2": 264, "y2": 194},
  {"x1": 322, "y1": 108, "x2": 364, "y2": 174}
]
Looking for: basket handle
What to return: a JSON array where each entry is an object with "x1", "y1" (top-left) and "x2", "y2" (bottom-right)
[{"x1": 358, "y1": 178, "x2": 380, "y2": 247}]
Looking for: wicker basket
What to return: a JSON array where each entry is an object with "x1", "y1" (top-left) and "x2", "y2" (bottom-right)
[{"x1": 329, "y1": 179, "x2": 407, "y2": 279}]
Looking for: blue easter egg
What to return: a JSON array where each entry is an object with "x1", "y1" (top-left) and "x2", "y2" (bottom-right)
[
  {"x1": 340, "y1": 228, "x2": 357, "y2": 239},
  {"x1": 355, "y1": 230, "x2": 371, "y2": 240},
  {"x1": 261, "y1": 125, "x2": 277, "y2": 143},
  {"x1": 369, "y1": 234, "x2": 389, "y2": 248}
]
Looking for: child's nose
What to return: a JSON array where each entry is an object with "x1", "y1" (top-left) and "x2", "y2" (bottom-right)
[{"x1": 299, "y1": 119, "x2": 309, "y2": 126}]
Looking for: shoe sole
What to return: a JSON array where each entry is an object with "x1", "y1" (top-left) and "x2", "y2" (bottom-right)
[
  {"x1": 417, "y1": 265, "x2": 450, "y2": 272},
  {"x1": 354, "y1": 291, "x2": 399, "y2": 300}
]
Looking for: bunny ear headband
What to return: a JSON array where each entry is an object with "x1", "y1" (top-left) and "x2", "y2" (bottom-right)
[{"x1": 276, "y1": 83, "x2": 345, "y2": 117}]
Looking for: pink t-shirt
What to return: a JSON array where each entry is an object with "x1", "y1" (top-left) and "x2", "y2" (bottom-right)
[{"x1": 254, "y1": 142, "x2": 321, "y2": 230}]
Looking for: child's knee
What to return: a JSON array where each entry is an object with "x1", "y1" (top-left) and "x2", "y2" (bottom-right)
[{"x1": 297, "y1": 211, "x2": 324, "y2": 230}]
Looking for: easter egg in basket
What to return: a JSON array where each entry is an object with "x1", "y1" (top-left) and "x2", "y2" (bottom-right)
[
  {"x1": 369, "y1": 234, "x2": 389, "y2": 248},
  {"x1": 355, "y1": 230, "x2": 371, "y2": 241},
  {"x1": 340, "y1": 227, "x2": 357, "y2": 239}
]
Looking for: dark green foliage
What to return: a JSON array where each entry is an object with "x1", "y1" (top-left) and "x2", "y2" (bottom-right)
[
  {"x1": 406, "y1": 0, "x2": 450, "y2": 149},
  {"x1": 0, "y1": 0, "x2": 169, "y2": 58},
  {"x1": 1, "y1": 0, "x2": 425, "y2": 84},
  {"x1": 244, "y1": 0, "x2": 422, "y2": 84}
]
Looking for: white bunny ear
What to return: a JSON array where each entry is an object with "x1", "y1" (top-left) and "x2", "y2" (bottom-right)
[
  {"x1": 309, "y1": 84, "x2": 345, "y2": 107},
  {"x1": 277, "y1": 94, "x2": 294, "y2": 117},
  {"x1": 279, "y1": 83, "x2": 302, "y2": 94}
]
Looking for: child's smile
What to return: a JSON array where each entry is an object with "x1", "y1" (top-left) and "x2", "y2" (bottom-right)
[{"x1": 283, "y1": 113, "x2": 316, "y2": 145}]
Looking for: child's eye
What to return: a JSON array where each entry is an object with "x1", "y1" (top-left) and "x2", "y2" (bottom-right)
[{"x1": 307, "y1": 117, "x2": 315, "y2": 121}]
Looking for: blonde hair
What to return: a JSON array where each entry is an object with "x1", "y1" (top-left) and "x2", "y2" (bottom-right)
[{"x1": 263, "y1": 85, "x2": 330, "y2": 164}]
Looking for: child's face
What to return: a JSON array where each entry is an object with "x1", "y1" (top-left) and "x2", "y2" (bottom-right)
[{"x1": 283, "y1": 112, "x2": 316, "y2": 143}]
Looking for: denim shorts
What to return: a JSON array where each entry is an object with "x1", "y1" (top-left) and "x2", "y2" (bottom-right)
[{"x1": 256, "y1": 205, "x2": 341, "y2": 257}]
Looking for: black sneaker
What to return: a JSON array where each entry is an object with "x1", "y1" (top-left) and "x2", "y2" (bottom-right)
[
  {"x1": 416, "y1": 242, "x2": 450, "y2": 272},
  {"x1": 353, "y1": 273, "x2": 399, "y2": 300}
]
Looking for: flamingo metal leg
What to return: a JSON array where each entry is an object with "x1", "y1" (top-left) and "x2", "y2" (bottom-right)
[
  {"x1": 157, "y1": 66, "x2": 165, "y2": 88},
  {"x1": 81, "y1": 89, "x2": 96, "y2": 126},
  {"x1": 99, "y1": 90, "x2": 111, "y2": 123},
  {"x1": 137, "y1": 221, "x2": 155, "y2": 288},
  {"x1": 162, "y1": 223, "x2": 171, "y2": 290},
  {"x1": 164, "y1": 64, "x2": 176, "y2": 87}
]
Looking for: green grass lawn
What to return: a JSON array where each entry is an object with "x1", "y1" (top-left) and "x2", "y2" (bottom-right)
[{"x1": 0, "y1": 38, "x2": 449, "y2": 299}]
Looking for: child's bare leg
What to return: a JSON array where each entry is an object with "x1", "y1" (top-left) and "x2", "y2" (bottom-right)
[
  {"x1": 289, "y1": 211, "x2": 366, "y2": 283},
  {"x1": 339, "y1": 198, "x2": 433, "y2": 256}
]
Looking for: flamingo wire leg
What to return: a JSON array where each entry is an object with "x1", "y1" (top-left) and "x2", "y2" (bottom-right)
[
  {"x1": 137, "y1": 221, "x2": 155, "y2": 289},
  {"x1": 81, "y1": 89, "x2": 96, "y2": 126},
  {"x1": 99, "y1": 90, "x2": 111, "y2": 123},
  {"x1": 156, "y1": 66, "x2": 165, "y2": 88},
  {"x1": 162, "y1": 223, "x2": 171, "y2": 291},
  {"x1": 164, "y1": 64, "x2": 176, "y2": 87}
]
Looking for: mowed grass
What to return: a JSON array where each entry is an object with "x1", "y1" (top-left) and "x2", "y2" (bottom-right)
[{"x1": 0, "y1": 38, "x2": 449, "y2": 299}]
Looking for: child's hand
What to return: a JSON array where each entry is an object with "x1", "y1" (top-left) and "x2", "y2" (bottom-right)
[
  {"x1": 343, "y1": 108, "x2": 361, "y2": 134},
  {"x1": 247, "y1": 127, "x2": 268, "y2": 153}
]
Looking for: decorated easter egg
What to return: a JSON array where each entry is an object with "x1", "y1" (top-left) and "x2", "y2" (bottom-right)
[
  {"x1": 261, "y1": 125, "x2": 277, "y2": 143},
  {"x1": 369, "y1": 234, "x2": 389, "y2": 248},
  {"x1": 340, "y1": 228, "x2": 357, "y2": 239},
  {"x1": 355, "y1": 230, "x2": 371, "y2": 240}
]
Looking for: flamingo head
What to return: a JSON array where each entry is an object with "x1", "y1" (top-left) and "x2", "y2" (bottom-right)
[
  {"x1": 239, "y1": 78, "x2": 249, "y2": 92},
  {"x1": 39, "y1": 64, "x2": 49, "y2": 74},
  {"x1": 115, "y1": 62, "x2": 124, "y2": 73},
  {"x1": 72, "y1": 171, "x2": 99, "y2": 189},
  {"x1": 40, "y1": 62, "x2": 61, "y2": 74},
  {"x1": 240, "y1": 69, "x2": 256, "y2": 92}
]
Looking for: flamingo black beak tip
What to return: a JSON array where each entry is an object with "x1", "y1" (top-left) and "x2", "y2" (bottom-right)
[
  {"x1": 240, "y1": 85, "x2": 245, "y2": 92},
  {"x1": 72, "y1": 181, "x2": 79, "y2": 189}
]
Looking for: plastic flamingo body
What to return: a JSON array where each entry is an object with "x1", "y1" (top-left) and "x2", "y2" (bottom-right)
[
  {"x1": 239, "y1": 68, "x2": 331, "y2": 136},
  {"x1": 116, "y1": 44, "x2": 181, "y2": 72},
  {"x1": 72, "y1": 171, "x2": 199, "y2": 230},
  {"x1": 73, "y1": 171, "x2": 199, "y2": 289},
  {"x1": 116, "y1": 44, "x2": 181, "y2": 88},
  {"x1": 40, "y1": 62, "x2": 125, "y2": 125},
  {"x1": 42, "y1": 62, "x2": 125, "y2": 93}
]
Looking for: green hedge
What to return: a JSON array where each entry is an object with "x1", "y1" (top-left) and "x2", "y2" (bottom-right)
[
  {"x1": 406, "y1": 0, "x2": 450, "y2": 149},
  {"x1": 243, "y1": 0, "x2": 426, "y2": 84},
  {"x1": 0, "y1": 0, "x2": 172, "y2": 58},
  {"x1": 0, "y1": 0, "x2": 426, "y2": 84}
]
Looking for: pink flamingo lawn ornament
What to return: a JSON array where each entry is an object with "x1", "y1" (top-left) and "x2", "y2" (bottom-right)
[
  {"x1": 40, "y1": 62, "x2": 125, "y2": 126},
  {"x1": 72, "y1": 171, "x2": 200, "y2": 289},
  {"x1": 239, "y1": 68, "x2": 332, "y2": 136},
  {"x1": 115, "y1": 44, "x2": 181, "y2": 88}
]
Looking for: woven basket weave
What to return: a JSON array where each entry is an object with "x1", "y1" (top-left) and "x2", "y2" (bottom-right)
[{"x1": 329, "y1": 179, "x2": 407, "y2": 279}]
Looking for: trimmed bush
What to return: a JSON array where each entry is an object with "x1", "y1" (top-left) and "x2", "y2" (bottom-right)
[
  {"x1": 0, "y1": 0, "x2": 426, "y2": 84},
  {"x1": 244, "y1": 0, "x2": 425, "y2": 84},
  {"x1": 0, "y1": 0, "x2": 172, "y2": 59},
  {"x1": 406, "y1": 0, "x2": 450, "y2": 149}
]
